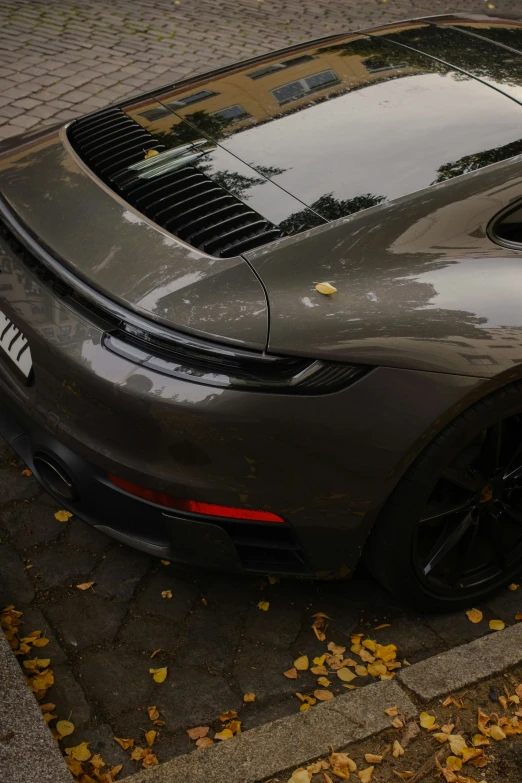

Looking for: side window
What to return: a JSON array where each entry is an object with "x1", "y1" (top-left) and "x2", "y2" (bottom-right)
[{"x1": 492, "y1": 202, "x2": 522, "y2": 246}]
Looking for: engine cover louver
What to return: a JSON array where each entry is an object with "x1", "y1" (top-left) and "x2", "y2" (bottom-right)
[{"x1": 67, "y1": 107, "x2": 282, "y2": 258}]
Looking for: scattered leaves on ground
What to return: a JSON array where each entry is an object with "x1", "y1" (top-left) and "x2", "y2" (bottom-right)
[
  {"x1": 244, "y1": 692, "x2": 256, "y2": 702},
  {"x1": 489, "y1": 619, "x2": 505, "y2": 631},
  {"x1": 149, "y1": 667, "x2": 167, "y2": 683},
  {"x1": 161, "y1": 590, "x2": 172, "y2": 599},
  {"x1": 76, "y1": 582, "x2": 94, "y2": 591},
  {"x1": 257, "y1": 601, "x2": 270, "y2": 611}
]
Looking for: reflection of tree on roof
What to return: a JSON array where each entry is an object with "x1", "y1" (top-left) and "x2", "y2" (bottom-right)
[
  {"x1": 434, "y1": 137, "x2": 522, "y2": 183},
  {"x1": 208, "y1": 165, "x2": 286, "y2": 201},
  {"x1": 279, "y1": 192, "x2": 385, "y2": 234},
  {"x1": 317, "y1": 36, "x2": 447, "y2": 74}
]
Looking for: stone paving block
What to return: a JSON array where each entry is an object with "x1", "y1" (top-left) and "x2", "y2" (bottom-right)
[
  {"x1": 48, "y1": 662, "x2": 91, "y2": 726},
  {"x1": 133, "y1": 571, "x2": 198, "y2": 622},
  {"x1": 77, "y1": 648, "x2": 155, "y2": 715},
  {"x1": 117, "y1": 615, "x2": 181, "y2": 654},
  {"x1": 243, "y1": 601, "x2": 302, "y2": 649},
  {"x1": 91, "y1": 545, "x2": 151, "y2": 601},
  {"x1": 30, "y1": 544, "x2": 98, "y2": 591},
  {"x1": 66, "y1": 518, "x2": 112, "y2": 554},
  {"x1": 0, "y1": 497, "x2": 64, "y2": 550},
  {"x1": 43, "y1": 594, "x2": 127, "y2": 650},
  {"x1": 176, "y1": 606, "x2": 241, "y2": 672},
  {"x1": 0, "y1": 544, "x2": 35, "y2": 605},
  {"x1": 18, "y1": 604, "x2": 67, "y2": 665},
  {"x1": 0, "y1": 467, "x2": 40, "y2": 506},
  {"x1": 234, "y1": 640, "x2": 298, "y2": 700},
  {"x1": 156, "y1": 667, "x2": 242, "y2": 730}
]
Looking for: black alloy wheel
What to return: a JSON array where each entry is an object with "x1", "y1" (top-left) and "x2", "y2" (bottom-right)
[{"x1": 365, "y1": 382, "x2": 522, "y2": 611}]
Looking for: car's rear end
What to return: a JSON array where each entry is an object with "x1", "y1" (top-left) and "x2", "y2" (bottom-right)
[{"x1": 1, "y1": 13, "x2": 520, "y2": 579}]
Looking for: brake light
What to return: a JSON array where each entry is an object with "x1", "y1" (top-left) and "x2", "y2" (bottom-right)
[{"x1": 108, "y1": 473, "x2": 284, "y2": 523}]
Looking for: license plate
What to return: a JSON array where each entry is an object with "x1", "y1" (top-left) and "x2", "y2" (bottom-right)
[{"x1": 0, "y1": 310, "x2": 32, "y2": 378}]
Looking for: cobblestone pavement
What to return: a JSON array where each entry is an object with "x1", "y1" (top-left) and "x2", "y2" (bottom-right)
[
  {"x1": 1, "y1": 443, "x2": 522, "y2": 772},
  {"x1": 0, "y1": 0, "x2": 521, "y2": 139},
  {"x1": 2, "y1": 0, "x2": 522, "y2": 773}
]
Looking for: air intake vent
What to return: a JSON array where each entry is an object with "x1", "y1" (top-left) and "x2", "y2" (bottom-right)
[{"x1": 67, "y1": 107, "x2": 282, "y2": 258}]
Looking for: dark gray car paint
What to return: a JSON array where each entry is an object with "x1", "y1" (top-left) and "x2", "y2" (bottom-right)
[{"x1": 0, "y1": 229, "x2": 492, "y2": 574}]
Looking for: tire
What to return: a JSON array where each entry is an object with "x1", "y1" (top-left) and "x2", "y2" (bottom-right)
[{"x1": 365, "y1": 380, "x2": 522, "y2": 612}]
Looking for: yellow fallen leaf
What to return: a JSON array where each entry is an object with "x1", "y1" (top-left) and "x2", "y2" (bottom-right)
[
  {"x1": 145, "y1": 730, "x2": 156, "y2": 747},
  {"x1": 466, "y1": 608, "x2": 483, "y2": 624},
  {"x1": 516, "y1": 613, "x2": 522, "y2": 621},
  {"x1": 392, "y1": 717, "x2": 404, "y2": 728},
  {"x1": 337, "y1": 668, "x2": 356, "y2": 682},
  {"x1": 257, "y1": 601, "x2": 269, "y2": 611},
  {"x1": 393, "y1": 774, "x2": 414, "y2": 780},
  {"x1": 327, "y1": 642, "x2": 346, "y2": 655},
  {"x1": 110, "y1": 764, "x2": 123, "y2": 777},
  {"x1": 355, "y1": 666, "x2": 368, "y2": 677},
  {"x1": 31, "y1": 637, "x2": 49, "y2": 648},
  {"x1": 365, "y1": 754, "x2": 382, "y2": 764},
  {"x1": 142, "y1": 752, "x2": 159, "y2": 768},
  {"x1": 299, "y1": 702, "x2": 311, "y2": 712},
  {"x1": 284, "y1": 668, "x2": 298, "y2": 679},
  {"x1": 161, "y1": 590, "x2": 172, "y2": 599},
  {"x1": 65, "y1": 757, "x2": 84, "y2": 776},
  {"x1": 367, "y1": 662, "x2": 387, "y2": 677},
  {"x1": 420, "y1": 712, "x2": 437, "y2": 730},
  {"x1": 384, "y1": 706, "x2": 399, "y2": 716},
  {"x1": 39, "y1": 703, "x2": 56, "y2": 712},
  {"x1": 214, "y1": 729, "x2": 233, "y2": 741},
  {"x1": 489, "y1": 724, "x2": 507, "y2": 740},
  {"x1": 461, "y1": 748, "x2": 484, "y2": 763},
  {"x1": 317, "y1": 676, "x2": 331, "y2": 687},
  {"x1": 149, "y1": 667, "x2": 167, "y2": 683},
  {"x1": 313, "y1": 655, "x2": 326, "y2": 666},
  {"x1": 90, "y1": 754, "x2": 105, "y2": 769},
  {"x1": 294, "y1": 655, "x2": 309, "y2": 671},
  {"x1": 130, "y1": 747, "x2": 145, "y2": 760},
  {"x1": 311, "y1": 665, "x2": 328, "y2": 675},
  {"x1": 65, "y1": 742, "x2": 91, "y2": 761},
  {"x1": 54, "y1": 510, "x2": 73, "y2": 522},
  {"x1": 31, "y1": 669, "x2": 54, "y2": 690},
  {"x1": 288, "y1": 770, "x2": 311, "y2": 783},
  {"x1": 446, "y1": 756, "x2": 462, "y2": 771},
  {"x1": 315, "y1": 282, "x2": 337, "y2": 296},
  {"x1": 509, "y1": 584, "x2": 519, "y2": 591},
  {"x1": 244, "y1": 693, "x2": 256, "y2": 702},
  {"x1": 373, "y1": 623, "x2": 391, "y2": 630},
  {"x1": 56, "y1": 720, "x2": 75, "y2": 737},
  {"x1": 392, "y1": 740, "x2": 404, "y2": 758},
  {"x1": 114, "y1": 738, "x2": 134, "y2": 750},
  {"x1": 144, "y1": 149, "x2": 160, "y2": 159},
  {"x1": 324, "y1": 775, "x2": 334, "y2": 783},
  {"x1": 76, "y1": 582, "x2": 94, "y2": 591},
  {"x1": 23, "y1": 658, "x2": 51, "y2": 670},
  {"x1": 21, "y1": 468, "x2": 32, "y2": 476},
  {"x1": 358, "y1": 767, "x2": 374, "y2": 783},
  {"x1": 313, "y1": 626, "x2": 326, "y2": 641},
  {"x1": 510, "y1": 694, "x2": 521, "y2": 704},
  {"x1": 187, "y1": 726, "x2": 209, "y2": 740},
  {"x1": 489, "y1": 619, "x2": 505, "y2": 631},
  {"x1": 196, "y1": 737, "x2": 214, "y2": 749},
  {"x1": 449, "y1": 735, "x2": 467, "y2": 756},
  {"x1": 160, "y1": 560, "x2": 170, "y2": 565},
  {"x1": 219, "y1": 710, "x2": 238, "y2": 721},
  {"x1": 148, "y1": 706, "x2": 159, "y2": 721},
  {"x1": 267, "y1": 575, "x2": 280, "y2": 584},
  {"x1": 433, "y1": 733, "x2": 450, "y2": 744},
  {"x1": 314, "y1": 689, "x2": 334, "y2": 701},
  {"x1": 43, "y1": 712, "x2": 57, "y2": 724}
]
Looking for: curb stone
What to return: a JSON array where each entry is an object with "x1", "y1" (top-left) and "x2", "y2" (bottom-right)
[
  {"x1": 3, "y1": 621, "x2": 522, "y2": 783},
  {"x1": 0, "y1": 626, "x2": 73, "y2": 783},
  {"x1": 120, "y1": 622, "x2": 522, "y2": 783}
]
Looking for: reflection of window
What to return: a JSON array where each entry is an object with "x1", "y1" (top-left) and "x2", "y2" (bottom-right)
[
  {"x1": 139, "y1": 106, "x2": 170, "y2": 121},
  {"x1": 211, "y1": 104, "x2": 250, "y2": 122},
  {"x1": 271, "y1": 70, "x2": 340, "y2": 104},
  {"x1": 363, "y1": 56, "x2": 406, "y2": 74},
  {"x1": 493, "y1": 202, "x2": 522, "y2": 246},
  {"x1": 248, "y1": 54, "x2": 316, "y2": 80},
  {"x1": 168, "y1": 90, "x2": 218, "y2": 108}
]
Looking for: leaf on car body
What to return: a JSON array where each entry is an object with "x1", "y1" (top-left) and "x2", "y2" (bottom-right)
[{"x1": 315, "y1": 282, "x2": 337, "y2": 295}]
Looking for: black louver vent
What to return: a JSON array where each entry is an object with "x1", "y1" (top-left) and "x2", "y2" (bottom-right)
[{"x1": 67, "y1": 107, "x2": 282, "y2": 258}]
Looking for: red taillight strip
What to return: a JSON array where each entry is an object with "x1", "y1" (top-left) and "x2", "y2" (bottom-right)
[{"x1": 108, "y1": 473, "x2": 284, "y2": 523}]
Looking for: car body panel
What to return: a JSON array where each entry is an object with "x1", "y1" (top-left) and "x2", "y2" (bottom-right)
[
  {"x1": 245, "y1": 153, "x2": 522, "y2": 377},
  {"x1": 0, "y1": 129, "x2": 279, "y2": 350},
  {"x1": 0, "y1": 226, "x2": 492, "y2": 574}
]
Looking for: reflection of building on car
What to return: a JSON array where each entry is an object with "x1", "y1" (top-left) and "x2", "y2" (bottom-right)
[{"x1": 132, "y1": 39, "x2": 417, "y2": 138}]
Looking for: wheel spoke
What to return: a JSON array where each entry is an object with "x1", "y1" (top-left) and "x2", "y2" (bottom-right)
[
  {"x1": 420, "y1": 501, "x2": 472, "y2": 525},
  {"x1": 504, "y1": 442, "x2": 522, "y2": 483},
  {"x1": 441, "y1": 465, "x2": 478, "y2": 493},
  {"x1": 448, "y1": 522, "x2": 479, "y2": 588},
  {"x1": 422, "y1": 510, "x2": 475, "y2": 576},
  {"x1": 482, "y1": 513, "x2": 510, "y2": 571}
]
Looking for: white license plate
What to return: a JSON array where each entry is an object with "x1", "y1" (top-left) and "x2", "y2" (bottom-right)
[{"x1": 0, "y1": 310, "x2": 32, "y2": 378}]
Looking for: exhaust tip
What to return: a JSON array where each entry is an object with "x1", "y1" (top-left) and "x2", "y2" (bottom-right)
[{"x1": 33, "y1": 453, "x2": 77, "y2": 501}]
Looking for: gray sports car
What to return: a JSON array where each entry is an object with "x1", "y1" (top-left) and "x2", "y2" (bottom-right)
[{"x1": 3, "y1": 13, "x2": 522, "y2": 610}]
